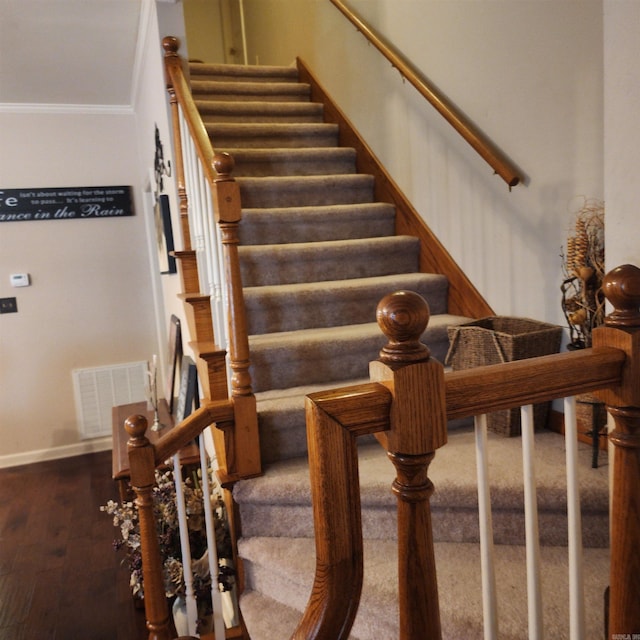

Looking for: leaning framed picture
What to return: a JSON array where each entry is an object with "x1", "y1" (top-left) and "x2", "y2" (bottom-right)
[
  {"x1": 165, "y1": 315, "x2": 182, "y2": 414},
  {"x1": 154, "y1": 194, "x2": 176, "y2": 274},
  {"x1": 175, "y1": 355, "x2": 199, "y2": 422}
]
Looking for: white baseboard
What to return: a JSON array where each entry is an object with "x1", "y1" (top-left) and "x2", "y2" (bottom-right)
[{"x1": 0, "y1": 436, "x2": 113, "y2": 469}]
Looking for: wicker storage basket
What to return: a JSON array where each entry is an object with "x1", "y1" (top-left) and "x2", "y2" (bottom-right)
[{"x1": 446, "y1": 317, "x2": 563, "y2": 436}]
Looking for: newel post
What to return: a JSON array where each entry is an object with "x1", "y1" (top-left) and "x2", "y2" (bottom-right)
[
  {"x1": 211, "y1": 152, "x2": 261, "y2": 479},
  {"x1": 592, "y1": 264, "x2": 640, "y2": 638},
  {"x1": 370, "y1": 291, "x2": 447, "y2": 639},
  {"x1": 124, "y1": 415, "x2": 172, "y2": 640}
]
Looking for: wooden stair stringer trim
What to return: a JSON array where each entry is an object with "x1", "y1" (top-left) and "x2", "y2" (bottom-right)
[
  {"x1": 296, "y1": 57, "x2": 493, "y2": 319},
  {"x1": 190, "y1": 339, "x2": 229, "y2": 403},
  {"x1": 179, "y1": 291, "x2": 215, "y2": 344},
  {"x1": 173, "y1": 249, "x2": 200, "y2": 294}
]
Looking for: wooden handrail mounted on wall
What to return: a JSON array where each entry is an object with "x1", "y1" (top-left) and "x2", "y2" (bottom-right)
[{"x1": 330, "y1": 0, "x2": 522, "y2": 188}]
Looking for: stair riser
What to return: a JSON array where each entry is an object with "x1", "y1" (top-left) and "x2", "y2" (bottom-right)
[
  {"x1": 238, "y1": 205, "x2": 396, "y2": 245},
  {"x1": 192, "y1": 83, "x2": 311, "y2": 103},
  {"x1": 197, "y1": 101, "x2": 324, "y2": 124},
  {"x1": 226, "y1": 152, "x2": 356, "y2": 177},
  {"x1": 240, "y1": 240, "x2": 419, "y2": 287},
  {"x1": 238, "y1": 501, "x2": 608, "y2": 548},
  {"x1": 212, "y1": 132, "x2": 338, "y2": 150},
  {"x1": 190, "y1": 74, "x2": 300, "y2": 84},
  {"x1": 189, "y1": 63, "x2": 300, "y2": 83},
  {"x1": 244, "y1": 278, "x2": 448, "y2": 334},
  {"x1": 202, "y1": 112, "x2": 323, "y2": 124},
  {"x1": 238, "y1": 181, "x2": 373, "y2": 209},
  {"x1": 249, "y1": 331, "x2": 450, "y2": 393}
]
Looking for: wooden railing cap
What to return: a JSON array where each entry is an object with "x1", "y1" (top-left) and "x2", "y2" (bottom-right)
[
  {"x1": 376, "y1": 290, "x2": 431, "y2": 367},
  {"x1": 603, "y1": 263, "x2": 640, "y2": 328}
]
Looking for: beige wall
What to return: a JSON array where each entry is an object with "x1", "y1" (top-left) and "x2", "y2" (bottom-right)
[
  {"x1": 604, "y1": 0, "x2": 640, "y2": 271},
  {"x1": 0, "y1": 0, "x2": 189, "y2": 466},
  {"x1": 183, "y1": 0, "x2": 226, "y2": 62},
  {"x1": 242, "y1": 0, "x2": 604, "y2": 326},
  {"x1": 0, "y1": 111, "x2": 157, "y2": 462}
]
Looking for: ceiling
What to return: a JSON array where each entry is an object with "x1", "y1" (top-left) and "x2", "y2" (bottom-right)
[{"x1": 0, "y1": 1, "x2": 143, "y2": 107}]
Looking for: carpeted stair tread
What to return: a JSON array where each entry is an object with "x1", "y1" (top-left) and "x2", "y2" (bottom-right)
[
  {"x1": 244, "y1": 272, "x2": 449, "y2": 334},
  {"x1": 239, "y1": 536, "x2": 609, "y2": 640},
  {"x1": 220, "y1": 147, "x2": 357, "y2": 177},
  {"x1": 254, "y1": 377, "x2": 370, "y2": 463},
  {"x1": 248, "y1": 314, "x2": 470, "y2": 392},
  {"x1": 191, "y1": 79, "x2": 311, "y2": 102},
  {"x1": 239, "y1": 235, "x2": 420, "y2": 287},
  {"x1": 189, "y1": 62, "x2": 299, "y2": 83},
  {"x1": 206, "y1": 122, "x2": 339, "y2": 149},
  {"x1": 239, "y1": 202, "x2": 396, "y2": 245},
  {"x1": 196, "y1": 99, "x2": 324, "y2": 123},
  {"x1": 235, "y1": 431, "x2": 609, "y2": 547},
  {"x1": 238, "y1": 591, "x2": 304, "y2": 640}
]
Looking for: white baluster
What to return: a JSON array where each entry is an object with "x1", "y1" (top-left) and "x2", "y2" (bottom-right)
[
  {"x1": 521, "y1": 404, "x2": 543, "y2": 639},
  {"x1": 199, "y1": 436, "x2": 226, "y2": 639},
  {"x1": 474, "y1": 414, "x2": 499, "y2": 639},
  {"x1": 563, "y1": 396, "x2": 585, "y2": 639},
  {"x1": 172, "y1": 454, "x2": 198, "y2": 636}
]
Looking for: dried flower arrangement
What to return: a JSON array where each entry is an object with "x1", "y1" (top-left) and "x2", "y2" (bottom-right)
[
  {"x1": 101, "y1": 466, "x2": 235, "y2": 631},
  {"x1": 560, "y1": 198, "x2": 605, "y2": 348}
]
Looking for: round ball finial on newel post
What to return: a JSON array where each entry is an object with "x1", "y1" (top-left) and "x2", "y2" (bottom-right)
[
  {"x1": 376, "y1": 290, "x2": 431, "y2": 369},
  {"x1": 124, "y1": 414, "x2": 150, "y2": 447},
  {"x1": 602, "y1": 263, "x2": 640, "y2": 328},
  {"x1": 161, "y1": 36, "x2": 180, "y2": 58},
  {"x1": 213, "y1": 151, "x2": 235, "y2": 181},
  {"x1": 373, "y1": 289, "x2": 445, "y2": 638}
]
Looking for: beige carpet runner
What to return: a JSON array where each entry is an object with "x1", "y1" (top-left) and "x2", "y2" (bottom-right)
[{"x1": 189, "y1": 61, "x2": 610, "y2": 639}]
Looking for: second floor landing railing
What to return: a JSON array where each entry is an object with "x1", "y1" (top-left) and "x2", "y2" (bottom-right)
[
  {"x1": 296, "y1": 263, "x2": 640, "y2": 639},
  {"x1": 330, "y1": 0, "x2": 522, "y2": 188}
]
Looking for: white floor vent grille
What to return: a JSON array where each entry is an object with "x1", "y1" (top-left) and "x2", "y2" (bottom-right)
[{"x1": 72, "y1": 361, "x2": 148, "y2": 439}]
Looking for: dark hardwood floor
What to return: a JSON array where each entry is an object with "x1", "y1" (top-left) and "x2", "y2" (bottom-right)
[{"x1": 0, "y1": 450, "x2": 148, "y2": 639}]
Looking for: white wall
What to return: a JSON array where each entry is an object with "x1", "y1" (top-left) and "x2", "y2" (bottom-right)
[
  {"x1": 133, "y1": 0, "x2": 190, "y2": 390},
  {"x1": 604, "y1": 1, "x2": 640, "y2": 271},
  {"x1": 242, "y1": 0, "x2": 604, "y2": 327}
]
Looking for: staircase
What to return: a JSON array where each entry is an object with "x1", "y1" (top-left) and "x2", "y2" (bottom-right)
[{"x1": 187, "y1": 62, "x2": 610, "y2": 638}]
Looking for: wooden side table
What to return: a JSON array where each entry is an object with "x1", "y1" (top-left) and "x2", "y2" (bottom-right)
[{"x1": 112, "y1": 399, "x2": 200, "y2": 501}]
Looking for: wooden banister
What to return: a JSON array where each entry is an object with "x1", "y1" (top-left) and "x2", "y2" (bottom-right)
[
  {"x1": 124, "y1": 405, "x2": 234, "y2": 640},
  {"x1": 125, "y1": 414, "x2": 173, "y2": 640},
  {"x1": 445, "y1": 346, "x2": 625, "y2": 420},
  {"x1": 329, "y1": 0, "x2": 522, "y2": 188},
  {"x1": 301, "y1": 264, "x2": 640, "y2": 638},
  {"x1": 162, "y1": 36, "x2": 260, "y2": 482},
  {"x1": 291, "y1": 382, "x2": 391, "y2": 639},
  {"x1": 163, "y1": 37, "x2": 216, "y2": 186}
]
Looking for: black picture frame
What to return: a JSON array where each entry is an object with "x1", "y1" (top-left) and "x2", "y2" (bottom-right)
[
  {"x1": 155, "y1": 194, "x2": 176, "y2": 274},
  {"x1": 175, "y1": 355, "x2": 199, "y2": 422},
  {"x1": 165, "y1": 315, "x2": 183, "y2": 414}
]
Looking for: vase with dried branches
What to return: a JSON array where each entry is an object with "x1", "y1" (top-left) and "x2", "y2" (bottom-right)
[{"x1": 561, "y1": 198, "x2": 605, "y2": 349}]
